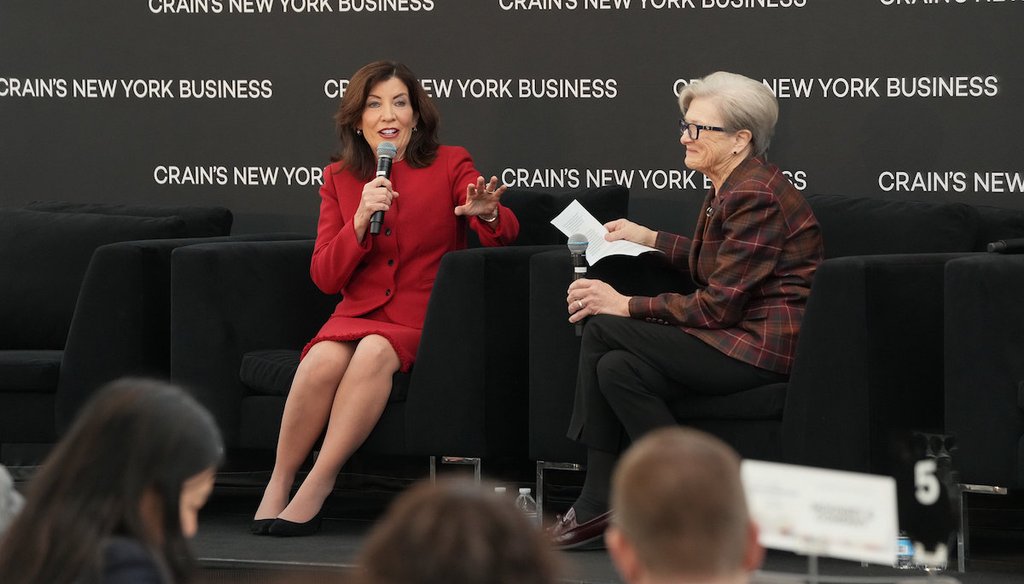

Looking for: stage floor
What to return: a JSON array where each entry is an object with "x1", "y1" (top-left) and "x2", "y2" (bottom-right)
[{"x1": 191, "y1": 484, "x2": 1024, "y2": 584}]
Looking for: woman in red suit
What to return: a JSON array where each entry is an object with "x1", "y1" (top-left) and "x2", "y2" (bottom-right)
[{"x1": 252, "y1": 61, "x2": 519, "y2": 536}]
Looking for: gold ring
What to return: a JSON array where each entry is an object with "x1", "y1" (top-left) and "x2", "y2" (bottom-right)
[{"x1": 577, "y1": 300, "x2": 584, "y2": 310}]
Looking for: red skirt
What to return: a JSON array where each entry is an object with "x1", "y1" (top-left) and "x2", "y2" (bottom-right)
[{"x1": 301, "y1": 305, "x2": 422, "y2": 373}]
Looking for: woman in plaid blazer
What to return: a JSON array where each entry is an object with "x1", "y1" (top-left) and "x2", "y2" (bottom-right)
[{"x1": 550, "y1": 72, "x2": 824, "y2": 550}]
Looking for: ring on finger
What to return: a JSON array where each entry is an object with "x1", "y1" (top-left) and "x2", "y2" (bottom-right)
[{"x1": 577, "y1": 300, "x2": 584, "y2": 310}]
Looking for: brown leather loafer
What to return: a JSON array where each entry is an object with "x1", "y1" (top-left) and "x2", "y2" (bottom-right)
[{"x1": 547, "y1": 507, "x2": 612, "y2": 550}]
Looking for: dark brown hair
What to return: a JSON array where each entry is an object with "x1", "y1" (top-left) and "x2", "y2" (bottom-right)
[
  {"x1": 0, "y1": 378, "x2": 223, "y2": 584},
  {"x1": 333, "y1": 60, "x2": 440, "y2": 180},
  {"x1": 354, "y1": 478, "x2": 560, "y2": 584}
]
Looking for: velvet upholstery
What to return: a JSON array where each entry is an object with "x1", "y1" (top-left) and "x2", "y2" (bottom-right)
[
  {"x1": 24, "y1": 200, "x2": 233, "y2": 238},
  {"x1": 0, "y1": 209, "x2": 188, "y2": 349},
  {"x1": 54, "y1": 233, "x2": 307, "y2": 433},
  {"x1": 0, "y1": 201, "x2": 290, "y2": 465},
  {"x1": 804, "y1": 194, "x2": 980, "y2": 259},
  {"x1": 945, "y1": 254, "x2": 1024, "y2": 488}
]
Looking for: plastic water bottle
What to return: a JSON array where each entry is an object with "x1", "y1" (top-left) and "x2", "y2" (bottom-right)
[
  {"x1": 895, "y1": 532, "x2": 915, "y2": 569},
  {"x1": 514, "y1": 487, "x2": 539, "y2": 526}
]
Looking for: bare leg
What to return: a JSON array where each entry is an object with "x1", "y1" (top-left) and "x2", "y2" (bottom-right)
[
  {"x1": 276, "y1": 334, "x2": 400, "y2": 522},
  {"x1": 253, "y1": 341, "x2": 355, "y2": 521}
]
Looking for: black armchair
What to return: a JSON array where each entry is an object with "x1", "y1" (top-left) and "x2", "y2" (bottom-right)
[
  {"x1": 168, "y1": 186, "x2": 630, "y2": 475},
  {"x1": 0, "y1": 203, "x2": 235, "y2": 465},
  {"x1": 526, "y1": 194, "x2": 1024, "y2": 513}
]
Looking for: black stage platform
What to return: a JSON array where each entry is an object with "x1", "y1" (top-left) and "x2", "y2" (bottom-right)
[{"x1": 191, "y1": 473, "x2": 1024, "y2": 584}]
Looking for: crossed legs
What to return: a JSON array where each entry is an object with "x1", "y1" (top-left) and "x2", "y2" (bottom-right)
[
  {"x1": 254, "y1": 335, "x2": 401, "y2": 523},
  {"x1": 568, "y1": 316, "x2": 786, "y2": 521}
]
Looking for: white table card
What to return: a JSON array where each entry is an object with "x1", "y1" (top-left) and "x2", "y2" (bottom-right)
[{"x1": 741, "y1": 460, "x2": 899, "y2": 566}]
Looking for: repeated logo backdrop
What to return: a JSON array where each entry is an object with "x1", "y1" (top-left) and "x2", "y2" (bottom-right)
[{"x1": 0, "y1": 1, "x2": 1020, "y2": 234}]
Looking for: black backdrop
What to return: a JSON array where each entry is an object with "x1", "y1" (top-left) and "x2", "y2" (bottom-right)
[{"x1": 1, "y1": 1, "x2": 1021, "y2": 235}]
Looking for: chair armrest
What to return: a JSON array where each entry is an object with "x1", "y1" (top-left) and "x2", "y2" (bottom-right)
[
  {"x1": 782, "y1": 252, "x2": 974, "y2": 473},
  {"x1": 57, "y1": 233, "x2": 308, "y2": 432},
  {"x1": 945, "y1": 253, "x2": 1024, "y2": 487},
  {"x1": 170, "y1": 238, "x2": 335, "y2": 446},
  {"x1": 404, "y1": 245, "x2": 558, "y2": 459}
]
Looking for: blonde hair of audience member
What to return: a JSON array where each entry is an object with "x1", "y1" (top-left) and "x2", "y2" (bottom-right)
[
  {"x1": 606, "y1": 428, "x2": 763, "y2": 584},
  {"x1": 354, "y1": 478, "x2": 560, "y2": 584}
]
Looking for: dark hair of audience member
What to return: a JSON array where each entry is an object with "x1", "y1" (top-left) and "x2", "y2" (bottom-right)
[
  {"x1": 611, "y1": 427, "x2": 751, "y2": 579},
  {"x1": 353, "y1": 478, "x2": 560, "y2": 584},
  {"x1": 0, "y1": 378, "x2": 224, "y2": 584},
  {"x1": 332, "y1": 59, "x2": 441, "y2": 179}
]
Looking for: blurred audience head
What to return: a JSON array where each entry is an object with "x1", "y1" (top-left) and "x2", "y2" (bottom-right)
[
  {"x1": 0, "y1": 465, "x2": 23, "y2": 535},
  {"x1": 606, "y1": 427, "x2": 763, "y2": 584},
  {"x1": 0, "y1": 377, "x2": 223, "y2": 584},
  {"x1": 354, "y1": 477, "x2": 560, "y2": 584}
]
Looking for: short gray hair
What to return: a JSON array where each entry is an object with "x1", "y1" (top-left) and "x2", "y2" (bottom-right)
[{"x1": 678, "y1": 71, "x2": 778, "y2": 158}]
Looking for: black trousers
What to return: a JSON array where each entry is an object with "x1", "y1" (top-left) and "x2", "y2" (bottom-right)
[{"x1": 567, "y1": 314, "x2": 787, "y2": 454}]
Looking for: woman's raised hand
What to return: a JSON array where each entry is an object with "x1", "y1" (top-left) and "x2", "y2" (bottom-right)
[{"x1": 455, "y1": 175, "x2": 507, "y2": 219}]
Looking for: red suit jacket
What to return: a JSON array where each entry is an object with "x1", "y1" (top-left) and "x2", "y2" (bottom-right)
[
  {"x1": 629, "y1": 157, "x2": 823, "y2": 374},
  {"x1": 311, "y1": 145, "x2": 519, "y2": 330}
]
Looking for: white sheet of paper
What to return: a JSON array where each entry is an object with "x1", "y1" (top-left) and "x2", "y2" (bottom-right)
[
  {"x1": 742, "y1": 460, "x2": 899, "y2": 566},
  {"x1": 549, "y1": 200, "x2": 659, "y2": 265}
]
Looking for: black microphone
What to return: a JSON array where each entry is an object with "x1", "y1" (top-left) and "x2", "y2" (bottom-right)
[
  {"x1": 568, "y1": 233, "x2": 589, "y2": 337},
  {"x1": 369, "y1": 141, "x2": 397, "y2": 236},
  {"x1": 987, "y1": 237, "x2": 1024, "y2": 254}
]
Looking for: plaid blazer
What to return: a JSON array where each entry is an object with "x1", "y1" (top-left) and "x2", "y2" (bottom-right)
[{"x1": 629, "y1": 157, "x2": 823, "y2": 374}]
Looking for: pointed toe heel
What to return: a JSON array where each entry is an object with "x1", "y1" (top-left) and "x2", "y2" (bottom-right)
[{"x1": 268, "y1": 513, "x2": 323, "y2": 537}]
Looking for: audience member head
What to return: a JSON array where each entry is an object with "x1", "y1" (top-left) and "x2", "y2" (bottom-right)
[
  {"x1": 0, "y1": 378, "x2": 223, "y2": 584},
  {"x1": 606, "y1": 427, "x2": 763, "y2": 584},
  {"x1": 0, "y1": 465, "x2": 23, "y2": 536},
  {"x1": 334, "y1": 59, "x2": 441, "y2": 178},
  {"x1": 354, "y1": 478, "x2": 560, "y2": 584}
]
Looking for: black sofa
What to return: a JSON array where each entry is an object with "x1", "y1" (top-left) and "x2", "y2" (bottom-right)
[
  {"x1": 527, "y1": 194, "x2": 1024, "y2": 492},
  {"x1": 0, "y1": 202, "x2": 234, "y2": 465},
  {"x1": 167, "y1": 186, "x2": 629, "y2": 472}
]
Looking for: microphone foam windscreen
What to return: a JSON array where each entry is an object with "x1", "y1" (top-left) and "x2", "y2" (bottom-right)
[
  {"x1": 567, "y1": 233, "x2": 588, "y2": 254},
  {"x1": 376, "y1": 141, "x2": 397, "y2": 158}
]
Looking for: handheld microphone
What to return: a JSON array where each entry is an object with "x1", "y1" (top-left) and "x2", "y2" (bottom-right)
[
  {"x1": 568, "y1": 233, "x2": 589, "y2": 337},
  {"x1": 987, "y1": 237, "x2": 1024, "y2": 254},
  {"x1": 369, "y1": 141, "x2": 397, "y2": 236}
]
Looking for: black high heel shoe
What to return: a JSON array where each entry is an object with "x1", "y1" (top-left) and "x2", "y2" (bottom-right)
[
  {"x1": 250, "y1": 518, "x2": 275, "y2": 536},
  {"x1": 268, "y1": 512, "x2": 323, "y2": 537}
]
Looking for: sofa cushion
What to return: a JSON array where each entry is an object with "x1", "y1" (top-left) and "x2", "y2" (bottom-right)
[
  {"x1": 973, "y1": 205, "x2": 1024, "y2": 250},
  {"x1": 468, "y1": 185, "x2": 629, "y2": 247},
  {"x1": 669, "y1": 382, "x2": 787, "y2": 421},
  {"x1": 25, "y1": 200, "x2": 232, "y2": 238},
  {"x1": 240, "y1": 349, "x2": 410, "y2": 403},
  {"x1": 0, "y1": 208, "x2": 188, "y2": 350},
  {"x1": 0, "y1": 350, "x2": 62, "y2": 392},
  {"x1": 806, "y1": 194, "x2": 981, "y2": 258}
]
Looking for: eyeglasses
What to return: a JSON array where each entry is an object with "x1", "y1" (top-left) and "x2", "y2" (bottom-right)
[{"x1": 679, "y1": 119, "x2": 728, "y2": 140}]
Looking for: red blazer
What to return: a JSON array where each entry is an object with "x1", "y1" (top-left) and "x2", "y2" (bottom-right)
[
  {"x1": 311, "y1": 145, "x2": 519, "y2": 329},
  {"x1": 629, "y1": 157, "x2": 823, "y2": 374}
]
